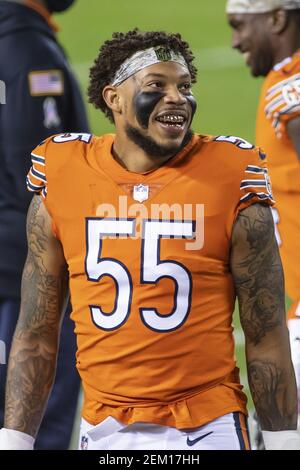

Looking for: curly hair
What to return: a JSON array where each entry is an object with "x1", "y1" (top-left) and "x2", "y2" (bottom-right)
[{"x1": 88, "y1": 29, "x2": 197, "y2": 122}]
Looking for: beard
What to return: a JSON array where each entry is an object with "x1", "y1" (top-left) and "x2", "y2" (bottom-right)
[
  {"x1": 125, "y1": 124, "x2": 193, "y2": 158},
  {"x1": 249, "y1": 36, "x2": 274, "y2": 77},
  {"x1": 251, "y1": 50, "x2": 274, "y2": 77}
]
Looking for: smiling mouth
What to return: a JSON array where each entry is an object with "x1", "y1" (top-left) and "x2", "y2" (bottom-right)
[
  {"x1": 155, "y1": 113, "x2": 187, "y2": 128},
  {"x1": 242, "y1": 51, "x2": 250, "y2": 64}
]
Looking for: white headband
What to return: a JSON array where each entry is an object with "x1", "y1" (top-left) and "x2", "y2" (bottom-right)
[
  {"x1": 111, "y1": 46, "x2": 189, "y2": 87},
  {"x1": 226, "y1": 0, "x2": 300, "y2": 13}
]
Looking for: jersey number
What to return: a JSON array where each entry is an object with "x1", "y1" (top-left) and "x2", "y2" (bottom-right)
[
  {"x1": 85, "y1": 219, "x2": 193, "y2": 332},
  {"x1": 52, "y1": 132, "x2": 92, "y2": 143},
  {"x1": 214, "y1": 135, "x2": 254, "y2": 149}
]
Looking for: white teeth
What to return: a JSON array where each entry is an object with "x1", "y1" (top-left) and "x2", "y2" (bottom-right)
[
  {"x1": 157, "y1": 114, "x2": 185, "y2": 123},
  {"x1": 243, "y1": 52, "x2": 250, "y2": 63}
]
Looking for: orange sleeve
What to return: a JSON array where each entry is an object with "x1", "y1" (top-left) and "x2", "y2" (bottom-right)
[
  {"x1": 264, "y1": 72, "x2": 300, "y2": 139},
  {"x1": 27, "y1": 136, "x2": 59, "y2": 236},
  {"x1": 237, "y1": 147, "x2": 275, "y2": 212},
  {"x1": 26, "y1": 138, "x2": 49, "y2": 199}
]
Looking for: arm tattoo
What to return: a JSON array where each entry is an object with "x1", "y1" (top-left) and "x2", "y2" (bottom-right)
[
  {"x1": 231, "y1": 204, "x2": 285, "y2": 345},
  {"x1": 231, "y1": 203, "x2": 297, "y2": 430},
  {"x1": 248, "y1": 360, "x2": 295, "y2": 430},
  {"x1": 5, "y1": 196, "x2": 69, "y2": 436}
]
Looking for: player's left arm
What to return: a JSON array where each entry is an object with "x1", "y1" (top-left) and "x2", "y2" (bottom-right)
[
  {"x1": 230, "y1": 203, "x2": 298, "y2": 432},
  {"x1": 286, "y1": 116, "x2": 300, "y2": 161}
]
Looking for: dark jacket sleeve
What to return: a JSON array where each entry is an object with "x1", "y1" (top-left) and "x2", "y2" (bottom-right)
[
  {"x1": 1, "y1": 64, "x2": 89, "y2": 211},
  {"x1": 0, "y1": 22, "x2": 89, "y2": 296}
]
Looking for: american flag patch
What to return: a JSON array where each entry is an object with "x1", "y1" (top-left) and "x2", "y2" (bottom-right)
[{"x1": 28, "y1": 70, "x2": 64, "y2": 96}]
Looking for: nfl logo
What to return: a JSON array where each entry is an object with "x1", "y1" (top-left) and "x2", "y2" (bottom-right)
[
  {"x1": 133, "y1": 184, "x2": 149, "y2": 202},
  {"x1": 81, "y1": 435, "x2": 88, "y2": 450}
]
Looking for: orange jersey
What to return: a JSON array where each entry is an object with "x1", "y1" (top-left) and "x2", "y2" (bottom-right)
[
  {"x1": 256, "y1": 51, "x2": 300, "y2": 193},
  {"x1": 256, "y1": 51, "x2": 300, "y2": 307},
  {"x1": 27, "y1": 132, "x2": 273, "y2": 428}
]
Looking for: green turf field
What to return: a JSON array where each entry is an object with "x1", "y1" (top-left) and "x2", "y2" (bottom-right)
[{"x1": 54, "y1": 0, "x2": 267, "y2": 444}]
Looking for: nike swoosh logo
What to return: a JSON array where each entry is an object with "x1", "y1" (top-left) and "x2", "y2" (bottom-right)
[{"x1": 186, "y1": 431, "x2": 214, "y2": 446}]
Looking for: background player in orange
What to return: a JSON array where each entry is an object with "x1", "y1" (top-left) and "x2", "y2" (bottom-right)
[
  {"x1": 0, "y1": 29, "x2": 299, "y2": 450},
  {"x1": 227, "y1": 0, "x2": 300, "y2": 435}
]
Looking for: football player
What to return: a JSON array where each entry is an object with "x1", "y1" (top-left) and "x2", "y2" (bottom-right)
[
  {"x1": 0, "y1": 29, "x2": 299, "y2": 450},
  {"x1": 227, "y1": 0, "x2": 300, "y2": 445}
]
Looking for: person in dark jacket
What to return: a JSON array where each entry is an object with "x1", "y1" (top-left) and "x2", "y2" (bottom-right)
[{"x1": 0, "y1": 0, "x2": 88, "y2": 449}]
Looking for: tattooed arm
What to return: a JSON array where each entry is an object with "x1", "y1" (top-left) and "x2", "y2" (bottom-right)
[
  {"x1": 230, "y1": 203, "x2": 297, "y2": 432},
  {"x1": 4, "y1": 195, "x2": 69, "y2": 438}
]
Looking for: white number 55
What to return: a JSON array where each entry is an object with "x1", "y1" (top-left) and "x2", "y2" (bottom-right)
[{"x1": 85, "y1": 218, "x2": 193, "y2": 332}]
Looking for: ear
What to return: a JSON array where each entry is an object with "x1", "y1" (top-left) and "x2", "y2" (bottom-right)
[
  {"x1": 270, "y1": 9, "x2": 288, "y2": 34},
  {"x1": 102, "y1": 85, "x2": 122, "y2": 116}
]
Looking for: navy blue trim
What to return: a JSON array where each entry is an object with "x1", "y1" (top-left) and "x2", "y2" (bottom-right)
[
  {"x1": 240, "y1": 181, "x2": 266, "y2": 188},
  {"x1": 26, "y1": 177, "x2": 43, "y2": 192},
  {"x1": 240, "y1": 192, "x2": 272, "y2": 203},
  {"x1": 31, "y1": 166, "x2": 46, "y2": 182},
  {"x1": 31, "y1": 155, "x2": 45, "y2": 164},
  {"x1": 233, "y1": 412, "x2": 246, "y2": 450},
  {"x1": 245, "y1": 165, "x2": 265, "y2": 173}
]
